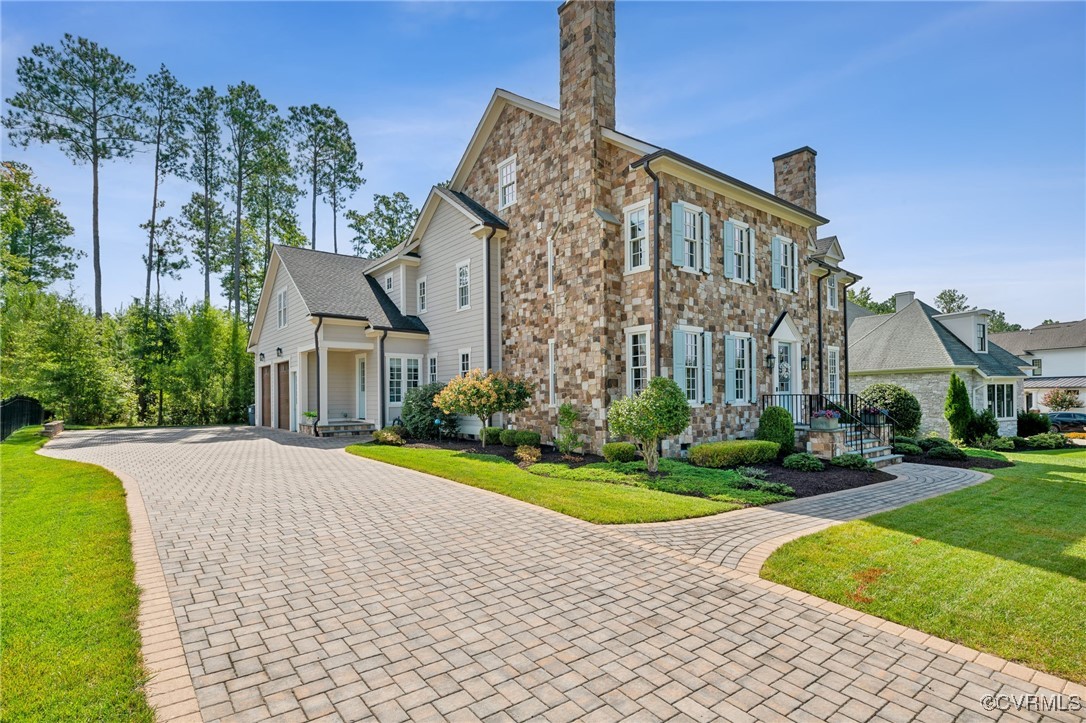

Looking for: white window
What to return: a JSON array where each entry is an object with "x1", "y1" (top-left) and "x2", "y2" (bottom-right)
[
  {"x1": 976, "y1": 322, "x2": 987, "y2": 352},
  {"x1": 406, "y1": 358, "x2": 420, "y2": 394},
  {"x1": 683, "y1": 207, "x2": 700, "y2": 270},
  {"x1": 826, "y1": 274, "x2": 839, "y2": 310},
  {"x1": 276, "y1": 290, "x2": 288, "y2": 329},
  {"x1": 456, "y1": 261, "x2": 470, "y2": 310},
  {"x1": 546, "y1": 233, "x2": 555, "y2": 294},
  {"x1": 459, "y1": 349, "x2": 471, "y2": 376},
  {"x1": 732, "y1": 222, "x2": 754, "y2": 282},
  {"x1": 683, "y1": 331, "x2": 701, "y2": 403},
  {"x1": 828, "y1": 346, "x2": 840, "y2": 395},
  {"x1": 778, "y1": 238, "x2": 798, "y2": 293},
  {"x1": 498, "y1": 156, "x2": 516, "y2": 209},
  {"x1": 429, "y1": 357, "x2": 437, "y2": 384},
  {"x1": 624, "y1": 201, "x2": 649, "y2": 273},
  {"x1": 388, "y1": 358, "x2": 403, "y2": 404},
  {"x1": 548, "y1": 339, "x2": 557, "y2": 406},
  {"x1": 1032, "y1": 358, "x2": 1042, "y2": 376},
  {"x1": 625, "y1": 326, "x2": 650, "y2": 396},
  {"x1": 384, "y1": 273, "x2": 394, "y2": 292},
  {"x1": 987, "y1": 383, "x2": 1014, "y2": 419},
  {"x1": 417, "y1": 277, "x2": 427, "y2": 313},
  {"x1": 724, "y1": 334, "x2": 755, "y2": 404}
]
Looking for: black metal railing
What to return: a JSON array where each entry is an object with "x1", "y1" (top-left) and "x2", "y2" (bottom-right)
[
  {"x1": 0, "y1": 395, "x2": 44, "y2": 442},
  {"x1": 761, "y1": 392, "x2": 897, "y2": 459}
]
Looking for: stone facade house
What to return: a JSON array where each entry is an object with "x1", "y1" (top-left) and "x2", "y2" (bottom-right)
[
  {"x1": 248, "y1": 0, "x2": 863, "y2": 453},
  {"x1": 991, "y1": 319, "x2": 1086, "y2": 413},
  {"x1": 849, "y1": 292, "x2": 1029, "y2": 437}
]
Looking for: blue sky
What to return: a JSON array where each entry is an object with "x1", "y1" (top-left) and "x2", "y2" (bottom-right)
[{"x1": 3, "y1": 1, "x2": 1084, "y2": 326}]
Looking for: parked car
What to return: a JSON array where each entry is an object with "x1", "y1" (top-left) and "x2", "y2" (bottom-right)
[{"x1": 1047, "y1": 412, "x2": 1086, "y2": 433}]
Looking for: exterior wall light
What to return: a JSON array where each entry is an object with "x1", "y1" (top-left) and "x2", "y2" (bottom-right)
[{"x1": 765, "y1": 353, "x2": 776, "y2": 369}]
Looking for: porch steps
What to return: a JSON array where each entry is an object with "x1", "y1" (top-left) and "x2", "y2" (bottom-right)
[
  {"x1": 844, "y1": 440, "x2": 904, "y2": 469},
  {"x1": 317, "y1": 421, "x2": 375, "y2": 439}
]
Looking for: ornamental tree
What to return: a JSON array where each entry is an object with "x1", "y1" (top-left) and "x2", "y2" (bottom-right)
[
  {"x1": 1042, "y1": 388, "x2": 1081, "y2": 412},
  {"x1": 433, "y1": 370, "x2": 533, "y2": 446},
  {"x1": 944, "y1": 372, "x2": 973, "y2": 442},
  {"x1": 607, "y1": 377, "x2": 690, "y2": 472}
]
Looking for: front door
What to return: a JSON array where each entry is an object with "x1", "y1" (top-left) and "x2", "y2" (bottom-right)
[
  {"x1": 260, "y1": 366, "x2": 271, "y2": 426},
  {"x1": 357, "y1": 357, "x2": 367, "y2": 419},
  {"x1": 775, "y1": 341, "x2": 797, "y2": 421},
  {"x1": 277, "y1": 362, "x2": 290, "y2": 430}
]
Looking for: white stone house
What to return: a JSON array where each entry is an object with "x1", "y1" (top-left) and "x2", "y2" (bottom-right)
[
  {"x1": 991, "y1": 319, "x2": 1086, "y2": 413},
  {"x1": 848, "y1": 292, "x2": 1029, "y2": 437}
]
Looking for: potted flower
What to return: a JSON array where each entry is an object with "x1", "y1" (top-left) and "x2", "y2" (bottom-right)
[
  {"x1": 811, "y1": 409, "x2": 841, "y2": 430},
  {"x1": 860, "y1": 406, "x2": 888, "y2": 425}
]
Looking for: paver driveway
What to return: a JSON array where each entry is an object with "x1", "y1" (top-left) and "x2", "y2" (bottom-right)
[{"x1": 43, "y1": 428, "x2": 1081, "y2": 723}]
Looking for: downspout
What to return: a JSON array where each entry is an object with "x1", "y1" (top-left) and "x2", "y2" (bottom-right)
[
  {"x1": 842, "y1": 280, "x2": 853, "y2": 396},
  {"x1": 643, "y1": 159, "x2": 662, "y2": 377},
  {"x1": 378, "y1": 330, "x2": 387, "y2": 428},
  {"x1": 483, "y1": 225, "x2": 497, "y2": 371},
  {"x1": 313, "y1": 316, "x2": 324, "y2": 437},
  {"x1": 816, "y1": 273, "x2": 824, "y2": 395}
]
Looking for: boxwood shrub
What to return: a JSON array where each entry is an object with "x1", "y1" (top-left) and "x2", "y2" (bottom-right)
[
  {"x1": 918, "y1": 436, "x2": 953, "y2": 451},
  {"x1": 892, "y1": 442, "x2": 923, "y2": 456},
  {"x1": 926, "y1": 445, "x2": 966, "y2": 460},
  {"x1": 755, "y1": 406, "x2": 795, "y2": 456},
  {"x1": 481, "y1": 426, "x2": 504, "y2": 445},
  {"x1": 602, "y1": 442, "x2": 639, "y2": 463},
  {"x1": 781, "y1": 452, "x2": 824, "y2": 472},
  {"x1": 499, "y1": 428, "x2": 519, "y2": 446},
  {"x1": 829, "y1": 453, "x2": 872, "y2": 470},
  {"x1": 514, "y1": 430, "x2": 541, "y2": 447},
  {"x1": 1026, "y1": 432, "x2": 1068, "y2": 450},
  {"x1": 689, "y1": 440, "x2": 780, "y2": 468}
]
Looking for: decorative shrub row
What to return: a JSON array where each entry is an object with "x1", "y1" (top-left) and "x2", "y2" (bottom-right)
[
  {"x1": 926, "y1": 445, "x2": 966, "y2": 461},
  {"x1": 689, "y1": 440, "x2": 779, "y2": 468},
  {"x1": 1025, "y1": 432, "x2": 1069, "y2": 450},
  {"x1": 602, "y1": 442, "x2": 639, "y2": 463},
  {"x1": 500, "y1": 429, "x2": 542, "y2": 447}
]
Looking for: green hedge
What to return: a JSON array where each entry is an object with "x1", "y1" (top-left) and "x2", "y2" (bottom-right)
[
  {"x1": 782, "y1": 452, "x2": 824, "y2": 472},
  {"x1": 514, "y1": 430, "x2": 541, "y2": 447},
  {"x1": 689, "y1": 440, "x2": 780, "y2": 468},
  {"x1": 500, "y1": 428, "x2": 519, "y2": 446},
  {"x1": 829, "y1": 453, "x2": 872, "y2": 470},
  {"x1": 602, "y1": 442, "x2": 638, "y2": 463},
  {"x1": 755, "y1": 406, "x2": 795, "y2": 456}
]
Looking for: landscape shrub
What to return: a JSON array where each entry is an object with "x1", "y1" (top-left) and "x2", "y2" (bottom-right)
[
  {"x1": 433, "y1": 370, "x2": 533, "y2": 447},
  {"x1": 608, "y1": 377, "x2": 691, "y2": 472},
  {"x1": 735, "y1": 466, "x2": 770, "y2": 480},
  {"x1": 965, "y1": 409, "x2": 999, "y2": 445},
  {"x1": 829, "y1": 453, "x2": 872, "y2": 470},
  {"x1": 975, "y1": 434, "x2": 1014, "y2": 452},
  {"x1": 514, "y1": 445, "x2": 541, "y2": 465},
  {"x1": 1026, "y1": 432, "x2": 1068, "y2": 450},
  {"x1": 386, "y1": 423, "x2": 407, "y2": 438},
  {"x1": 689, "y1": 440, "x2": 779, "y2": 468},
  {"x1": 755, "y1": 406, "x2": 795, "y2": 456},
  {"x1": 1006, "y1": 435, "x2": 1030, "y2": 450},
  {"x1": 401, "y1": 383, "x2": 458, "y2": 440},
  {"x1": 926, "y1": 445, "x2": 966, "y2": 460},
  {"x1": 893, "y1": 436, "x2": 918, "y2": 447},
  {"x1": 373, "y1": 428, "x2": 405, "y2": 446},
  {"x1": 481, "y1": 426, "x2": 504, "y2": 445},
  {"x1": 514, "y1": 430, "x2": 541, "y2": 447},
  {"x1": 781, "y1": 452, "x2": 824, "y2": 472},
  {"x1": 499, "y1": 428, "x2": 519, "y2": 446},
  {"x1": 602, "y1": 442, "x2": 639, "y2": 463},
  {"x1": 1017, "y1": 410, "x2": 1050, "y2": 437},
  {"x1": 861, "y1": 383, "x2": 922, "y2": 436},
  {"x1": 944, "y1": 372, "x2": 974, "y2": 442},
  {"x1": 892, "y1": 442, "x2": 923, "y2": 456},
  {"x1": 1067, "y1": 432, "x2": 1086, "y2": 440},
  {"x1": 918, "y1": 436, "x2": 953, "y2": 452},
  {"x1": 736, "y1": 478, "x2": 795, "y2": 496},
  {"x1": 555, "y1": 402, "x2": 581, "y2": 455}
]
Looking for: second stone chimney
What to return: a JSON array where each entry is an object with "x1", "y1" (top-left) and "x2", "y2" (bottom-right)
[
  {"x1": 558, "y1": 0, "x2": 616, "y2": 132},
  {"x1": 773, "y1": 146, "x2": 817, "y2": 213}
]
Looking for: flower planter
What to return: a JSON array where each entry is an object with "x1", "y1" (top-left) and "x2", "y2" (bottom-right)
[{"x1": 810, "y1": 417, "x2": 840, "y2": 431}]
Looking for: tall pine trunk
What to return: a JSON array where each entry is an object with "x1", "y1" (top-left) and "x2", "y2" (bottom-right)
[
  {"x1": 91, "y1": 143, "x2": 102, "y2": 319},
  {"x1": 310, "y1": 153, "x2": 318, "y2": 250},
  {"x1": 144, "y1": 142, "x2": 162, "y2": 308},
  {"x1": 202, "y1": 149, "x2": 212, "y2": 305}
]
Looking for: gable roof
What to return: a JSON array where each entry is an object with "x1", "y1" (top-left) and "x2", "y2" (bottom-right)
[
  {"x1": 396, "y1": 186, "x2": 507, "y2": 260},
  {"x1": 845, "y1": 300, "x2": 877, "y2": 323},
  {"x1": 812, "y1": 235, "x2": 844, "y2": 262},
  {"x1": 271, "y1": 246, "x2": 427, "y2": 333},
  {"x1": 850, "y1": 300, "x2": 1025, "y2": 378},
  {"x1": 990, "y1": 319, "x2": 1086, "y2": 356}
]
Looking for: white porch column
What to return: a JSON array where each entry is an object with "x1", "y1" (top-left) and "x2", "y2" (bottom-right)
[
  {"x1": 297, "y1": 352, "x2": 309, "y2": 421},
  {"x1": 318, "y1": 347, "x2": 330, "y2": 424},
  {"x1": 253, "y1": 360, "x2": 261, "y2": 425}
]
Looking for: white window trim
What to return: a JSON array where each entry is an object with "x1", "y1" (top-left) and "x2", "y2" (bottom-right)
[
  {"x1": 623, "y1": 199, "x2": 651, "y2": 275},
  {"x1": 726, "y1": 331, "x2": 754, "y2": 406},
  {"x1": 548, "y1": 339, "x2": 557, "y2": 407},
  {"x1": 728, "y1": 218, "x2": 754, "y2": 284},
  {"x1": 976, "y1": 322, "x2": 988, "y2": 353},
  {"x1": 986, "y1": 381, "x2": 1016, "y2": 420},
  {"x1": 458, "y1": 347, "x2": 472, "y2": 376},
  {"x1": 416, "y1": 275, "x2": 427, "y2": 314},
  {"x1": 385, "y1": 353, "x2": 423, "y2": 407},
  {"x1": 826, "y1": 274, "x2": 839, "y2": 310},
  {"x1": 1032, "y1": 358, "x2": 1042, "y2": 376},
  {"x1": 546, "y1": 233, "x2": 555, "y2": 294},
  {"x1": 498, "y1": 154, "x2": 517, "y2": 210},
  {"x1": 624, "y1": 324, "x2": 652, "y2": 397},
  {"x1": 678, "y1": 323, "x2": 705, "y2": 407},
  {"x1": 276, "y1": 290, "x2": 288, "y2": 329},
  {"x1": 827, "y1": 345, "x2": 840, "y2": 395},
  {"x1": 456, "y1": 260, "x2": 471, "y2": 311},
  {"x1": 678, "y1": 201, "x2": 704, "y2": 274},
  {"x1": 776, "y1": 235, "x2": 799, "y2": 294},
  {"x1": 384, "y1": 272, "x2": 394, "y2": 292}
]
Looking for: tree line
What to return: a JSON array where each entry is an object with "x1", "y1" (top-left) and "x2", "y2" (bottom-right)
[
  {"x1": 2, "y1": 34, "x2": 420, "y2": 426},
  {"x1": 848, "y1": 286, "x2": 1023, "y2": 332}
]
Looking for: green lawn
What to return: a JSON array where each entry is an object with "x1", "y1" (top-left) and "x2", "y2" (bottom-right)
[
  {"x1": 763, "y1": 447, "x2": 1086, "y2": 683},
  {"x1": 1, "y1": 428, "x2": 152, "y2": 721},
  {"x1": 347, "y1": 444, "x2": 743, "y2": 523}
]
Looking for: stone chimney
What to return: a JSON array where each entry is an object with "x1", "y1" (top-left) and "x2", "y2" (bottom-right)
[
  {"x1": 772, "y1": 146, "x2": 817, "y2": 213},
  {"x1": 894, "y1": 291, "x2": 916, "y2": 311},
  {"x1": 558, "y1": 0, "x2": 616, "y2": 132}
]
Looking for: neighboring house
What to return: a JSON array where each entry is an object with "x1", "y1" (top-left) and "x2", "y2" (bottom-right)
[
  {"x1": 248, "y1": 0, "x2": 863, "y2": 453},
  {"x1": 849, "y1": 292, "x2": 1029, "y2": 437},
  {"x1": 991, "y1": 319, "x2": 1086, "y2": 413}
]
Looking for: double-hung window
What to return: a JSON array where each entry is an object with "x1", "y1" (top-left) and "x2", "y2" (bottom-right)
[
  {"x1": 723, "y1": 220, "x2": 754, "y2": 282},
  {"x1": 683, "y1": 208, "x2": 700, "y2": 269},
  {"x1": 428, "y1": 357, "x2": 437, "y2": 384},
  {"x1": 1032, "y1": 359, "x2": 1042, "y2": 376},
  {"x1": 724, "y1": 334, "x2": 755, "y2": 404},
  {"x1": 406, "y1": 358, "x2": 420, "y2": 394},
  {"x1": 417, "y1": 277, "x2": 427, "y2": 313},
  {"x1": 624, "y1": 201, "x2": 649, "y2": 273},
  {"x1": 684, "y1": 332, "x2": 701, "y2": 402},
  {"x1": 498, "y1": 156, "x2": 517, "y2": 209},
  {"x1": 384, "y1": 273, "x2": 394, "y2": 292},
  {"x1": 388, "y1": 358, "x2": 403, "y2": 404},
  {"x1": 976, "y1": 322, "x2": 987, "y2": 352},
  {"x1": 625, "y1": 326, "x2": 650, "y2": 396},
  {"x1": 673, "y1": 326, "x2": 711, "y2": 405},
  {"x1": 826, "y1": 274, "x2": 839, "y2": 310},
  {"x1": 456, "y1": 261, "x2": 470, "y2": 310},
  {"x1": 276, "y1": 290, "x2": 288, "y2": 329},
  {"x1": 771, "y1": 236, "x2": 798, "y2": 293},
  {"x1": 987, "y1": 383, "x2": 1014, "y2": 418},
  {"x1": 459, "y1": 349, "x2": 471, "y2": 376},
  {"x1": 827, "y1": 346, "x2": 840, "y2": 395},
  {"x1": 548, "y1": 340, "x2": 557, "y2": 406},
  {"x1": 671, "y1": 202, "x2": 709, "y2": 273}
]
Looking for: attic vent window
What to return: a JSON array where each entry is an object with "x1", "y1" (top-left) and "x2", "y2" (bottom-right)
[
  {"x1": 276, "y1": 290, "x2": 288, "y2": 329},
  {"x1": 498, "y1": 156, "x2": 517, "y2": 209}
]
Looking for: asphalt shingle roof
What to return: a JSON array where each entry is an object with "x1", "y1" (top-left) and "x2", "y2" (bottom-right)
[
  {"x1": 990, "y1": 319, "x2": 1086, "y2": 356},
  {"x1": 274, "y1": 246, "x2": 427, "y2": 333},
  {"x1": 1023, "y1": 376, "x2": 1086, "y2": 389},
  {"x1": 850, "y1": 300, "x2": 1025, "y2": 377}
]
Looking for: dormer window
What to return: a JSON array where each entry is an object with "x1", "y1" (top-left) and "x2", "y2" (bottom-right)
[
  {"x1": 384, "y1": 273, "x2": 394, "y2": 292},
  {"x1": 976, "y1": 322, "x2": 987, "y2": 352},
  {"x1": 498, "y1": 156, "x2": 517, "y2": 209}
]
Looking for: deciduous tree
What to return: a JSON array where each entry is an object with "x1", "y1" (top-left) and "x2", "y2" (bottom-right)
[
  {"x1": 987, "y1": 310, "x2": 1022, "y2": 333},
  {"x1": 934, "y1": 288, "x2": 971, "y2": 314},
  {"x1": 1, "y1": 161, "x2": 81, "y2": 285},
  {"x1": 347, "y1": 192, "x2": 418, "y2": 258},
  {"x1": 607, "y1": 377, "x2": 690, "y2": 473},
  {"x1": 433, "y1": 370, "x2": 533, "y2": 447},
  {"x1": 1042, "y1": 388, "x2": 1081, "y2": 412},
  {"x1": 846, "y1": 286, "x2": 894, "y2": 315}
]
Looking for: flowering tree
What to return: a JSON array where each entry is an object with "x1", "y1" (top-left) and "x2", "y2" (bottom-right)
[
  {"x1": 433, "y1": 370, "x2": 533, "y2": 446},
  {"x1": 607, "y1": 377, "x2": 690, "y2": 472},
  {"x1": 1042, "y1": 388, "x2": 1081, "y2": 412}
]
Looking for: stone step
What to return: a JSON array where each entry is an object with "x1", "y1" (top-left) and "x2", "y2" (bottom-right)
[
  {"x1": 868, "y1": 453, "x2": 904, "y2": 468},
  {"x1": 318, "y1": 430, "x2": 373, "y2": 439},
  {"x1": 846, "y1": 445, "x2": 891, "y2": 459}
]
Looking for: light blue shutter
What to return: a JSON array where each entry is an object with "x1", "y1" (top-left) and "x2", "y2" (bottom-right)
[
  {"x1": 724, "y1": 335, "x2": 736, "y2": 403},
  {"x1": 700, "y1": 213, "x2": 711, "y2": 273},
  {"x1": 771, "y1": 236, "x2": 782, "y2": 290},
  {"x1": 722, "y1": 222, "x2": 735, "y2": 279},
  {"x1": 702, "y1": 332, "x2": 713, "y2": 404},
  {"x1": 672, "y1": 328, "x2": 685, "y2": 383},
  {"x1": 748, "y1": 228, "x2": 757, "y2": 283},
  {"x1": 671, "y1": 203, "x2": 685, "y2": 266}
]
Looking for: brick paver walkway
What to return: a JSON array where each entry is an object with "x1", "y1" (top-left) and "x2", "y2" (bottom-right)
[{"x1": 42, "y1": 428, "x2": 1083, "y2": 723}]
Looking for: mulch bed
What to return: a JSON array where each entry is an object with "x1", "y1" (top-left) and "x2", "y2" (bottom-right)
[
  {"x1": 761, "y1": 462, "x2": 895, "y2": 498},
  {"x1": 405, "y1": 439, "x2": 605, "y2": 467},
  {"x1": 902, "y1": 454, "x2": 1014, "y2": 470}
]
